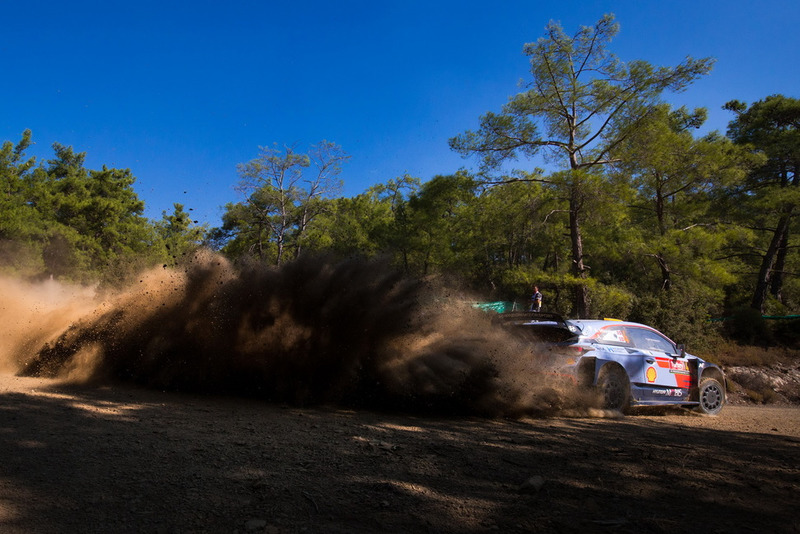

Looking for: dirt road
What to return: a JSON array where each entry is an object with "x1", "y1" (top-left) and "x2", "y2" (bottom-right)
[{"x1": 1, "y1": 373, "x2": 798, "y2": 533}]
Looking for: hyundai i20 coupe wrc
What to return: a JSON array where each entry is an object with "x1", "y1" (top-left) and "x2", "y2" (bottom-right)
[{"x1": 498, "y1": 312, "x2": 726, "y2": 414}]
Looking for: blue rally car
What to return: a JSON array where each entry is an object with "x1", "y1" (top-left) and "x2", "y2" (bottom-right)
[{"x1": 497, "y1": 312, "x2": 726, "y2": 414}]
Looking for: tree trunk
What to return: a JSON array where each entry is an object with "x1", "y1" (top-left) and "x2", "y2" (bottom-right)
[
  {"x1": 656, "y1": 252, "x2": 671, "y2": 291},
  {"x1": 751, "y1": 211, "x2": 792, "y2": 313},
  {"x1": 275, "y1": 229, "x2": 285, "y2": 266},
  {"x1": 769, "y1": 230, "x2": 789, "y2": 303},
  {"x1": 569, "y1": 188, "x2": 589, "y2": 318}
]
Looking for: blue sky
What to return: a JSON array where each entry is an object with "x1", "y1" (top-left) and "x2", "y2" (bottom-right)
[{"x1": 2, "y1": 1, "x2": 798, "y2": 226}]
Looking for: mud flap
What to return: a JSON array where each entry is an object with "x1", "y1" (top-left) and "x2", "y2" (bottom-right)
[
  {"x1": 577, "y1": 357, "x2": 596, "y2": 387},
  {"x1": 688, "y1": 358, "x2": 700, "y2": 401}
]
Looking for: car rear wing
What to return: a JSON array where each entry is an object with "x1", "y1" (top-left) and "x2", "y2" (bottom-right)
[
  {"x1": 493, "y1": 312, "x2": 580, "y2": 342},
  {"x1": 494, "y1": 311, "x2": 569, "y2": 326}
]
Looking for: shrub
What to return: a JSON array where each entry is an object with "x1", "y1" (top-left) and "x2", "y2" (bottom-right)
[
  {"x1": 587, "y1": 283, "x2": 634, "y2": 320},
  {"x1": 725, "y1": 306, "x2": 773, "y2": 346},
  {"x1": 771, "y1": 317, "x2": 800, "y2": 349},
  {"x1": 628, "y1": 282, "x2": 723, "y2": 352}
]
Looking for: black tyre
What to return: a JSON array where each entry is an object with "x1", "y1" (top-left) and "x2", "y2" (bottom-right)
[
  {"x1": 697, "y1": 377, "x2": 725, "y2": 415},
  {"x1": 597, "y1": 365, "x2": 631, "y2": 412}
]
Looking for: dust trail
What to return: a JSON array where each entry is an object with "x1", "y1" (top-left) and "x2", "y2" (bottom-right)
[
  {"x1": 3, "y1": 251, "x2": 589, "y2": 417},
  {"x1": 0, "y1": 276, "x2": 97, "y2": 374}
]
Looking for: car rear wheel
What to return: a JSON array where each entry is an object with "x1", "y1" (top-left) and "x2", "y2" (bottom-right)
[
  {"x1": 597, "y1": 366, "x2": 630, "y2": 412},
  {"x1": 697, "y1": 377, "x2": 725, "y2": 415}
]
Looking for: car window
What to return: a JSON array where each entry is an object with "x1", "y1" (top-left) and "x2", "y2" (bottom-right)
[
  {"x1": 625, "y1": 327, "x2": 676, "y2": 354},
  {"x1": 593, "y1": 326, "x2": 631, "y2": 346}
]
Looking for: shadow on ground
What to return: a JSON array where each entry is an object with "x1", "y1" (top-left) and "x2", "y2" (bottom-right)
[{"x1": 0, "y1": 379, "x2": 798, "y2": 533}]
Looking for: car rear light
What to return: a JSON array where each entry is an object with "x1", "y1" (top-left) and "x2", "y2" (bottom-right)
[
  {"x1": 554, "y1": 345, "x2": 590, "y2": 365},
  {"x1": 564, "y1": 345, "x2": 590, "y2": 356}
]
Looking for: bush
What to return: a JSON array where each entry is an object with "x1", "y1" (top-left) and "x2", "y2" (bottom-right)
[
  {"x1": 771, "y1": 317, "x2": 800, "y2": 349},
  {"x1": 725, "y1": 306, "x2": 773, "y2": 346},
  {"x1": 587, "y1": 283, "x2": 634, "y2": 320},
  {"x1": 628, "y1": 283, "x2": 723, "y2": 352}
]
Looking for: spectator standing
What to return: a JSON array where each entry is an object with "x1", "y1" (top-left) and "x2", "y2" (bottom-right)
[{"x1": 530, "y1": 286, "x2": 542, "y2": 312}]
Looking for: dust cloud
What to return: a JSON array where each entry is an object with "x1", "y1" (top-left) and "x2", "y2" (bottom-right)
[
  {"x1": 0, "y1": 275, "x2": 98, "y2": 374},
  {"x1": 1, "y1": 251, "x2": 589, "y2": 417}
]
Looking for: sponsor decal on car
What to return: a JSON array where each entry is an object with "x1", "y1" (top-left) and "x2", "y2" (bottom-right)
[
  {"x1": 655, "y1": 357, "x2": 690, "y2": 374},
  {"x1": 653, "y1": 388, "x2": 685, "y2": 397},
  {"x1": 669, "y1": 360, "x2": 689, "y2": 373},
  {"x1": 646, "y1": 367, "x2": 657, "y2": 383},
  {"x1": 653, "y1": 358, "x2": 692, "y2": 388},
  {"x1": 600, "y1": 346, "x2": 628, "y2": 354}
]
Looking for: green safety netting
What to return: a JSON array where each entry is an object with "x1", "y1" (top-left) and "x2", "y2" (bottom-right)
[
  {"x1": 472, "y1": 301, "x2": 521, "y2": 313},
  {"x1": 711, "y1": 315, "x2": 800, "y2": 322}
]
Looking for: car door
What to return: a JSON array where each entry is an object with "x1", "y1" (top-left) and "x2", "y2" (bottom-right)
[
  {"x1": 625, "y1": 326, "x2": 692, "y2": 392},
  {"x1": 588, "y1": 324, "x2": 649, "y2": 383}
]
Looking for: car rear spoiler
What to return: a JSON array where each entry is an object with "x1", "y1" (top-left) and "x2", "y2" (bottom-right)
[
  {"x1": 493, "y1": 312, "x2": 573, "y2": 328},
  {"x1": 493, "y1": 312, "x2": 580, "y2": 342}
]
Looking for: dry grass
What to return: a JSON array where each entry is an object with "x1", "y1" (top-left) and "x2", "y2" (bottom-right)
[
  {"x1": 704, "y1": 341, "x2": 800, "y2": 367},
  {"x1": 704, "y1": 341, "x2": 800, "y2": 405},
  {"x1": 724, "y1": 371, "x2": 782, "y2": 404}
]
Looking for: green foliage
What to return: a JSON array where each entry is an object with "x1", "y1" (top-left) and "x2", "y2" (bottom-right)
[
  {"x1": 610, "y1": 104, "x2": 756, "y2": 293},
  {"x1": 450, "y1": 15, "x2": 714, "y2": 174},
  {"x1": 465, "y1": 180, "x2": 559, "y2": 287},
  {"x1": 0, "y1": 16, "x2": 797, "y2": 355},
  {"x1": 724, "y1": 307, "x2": 773, "y2": 346},
  {"x1": 0, "y1": 130, "x2": 48, "y2": 258},
  {"x1": 629, "y1": 282, "x2": 724, "y2": 351},
  {"x1": 0, "y1": 133, "x2": 201, "y2": 284},
  {"x1": 497, "y1": 265, "x2": 634, "y2": 320},
  {"x1": 301, "y1": 193, "x2": 394, "y2": 257},
  {"x1": 153, "y1": 203, "x2": 208, "y2": 266},
  {"x1": 498, "y1": 269, "x2": 579, "y2": 316},
  {"x1": 450, "y1": 14, "x2": 714, "y2": 317},
  {"x1": 33, "y1": 145, "x2": 159, "y2": 282},
  {"x1": 220, "y1": 141, "x2": 348, "y2": 264},
  {"x1": 724, "y1": 95, "x2": 800, "y2": 312},
  {"x1": 588, "y1": 284, "x2": 634, "y2": 320},
  {"x1": 400, "y1": 172, "x2": 477, "y2": 276},
  {"x1": 771, "y1": 317, "x2": 800, "y2": 348}
]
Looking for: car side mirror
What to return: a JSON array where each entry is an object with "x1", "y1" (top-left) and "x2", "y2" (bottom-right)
[{"x1": 676, "y1": 344, "x2": 686, "y2": 358}]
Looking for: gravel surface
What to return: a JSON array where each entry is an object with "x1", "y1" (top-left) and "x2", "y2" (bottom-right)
[{"x1": 1, "y1": 373, "x2": 799, "y2": 533}]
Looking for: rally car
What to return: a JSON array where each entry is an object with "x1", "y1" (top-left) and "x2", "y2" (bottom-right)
[{"x1": 497, "y1": 312, "x2": 726, "y2": 414}]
